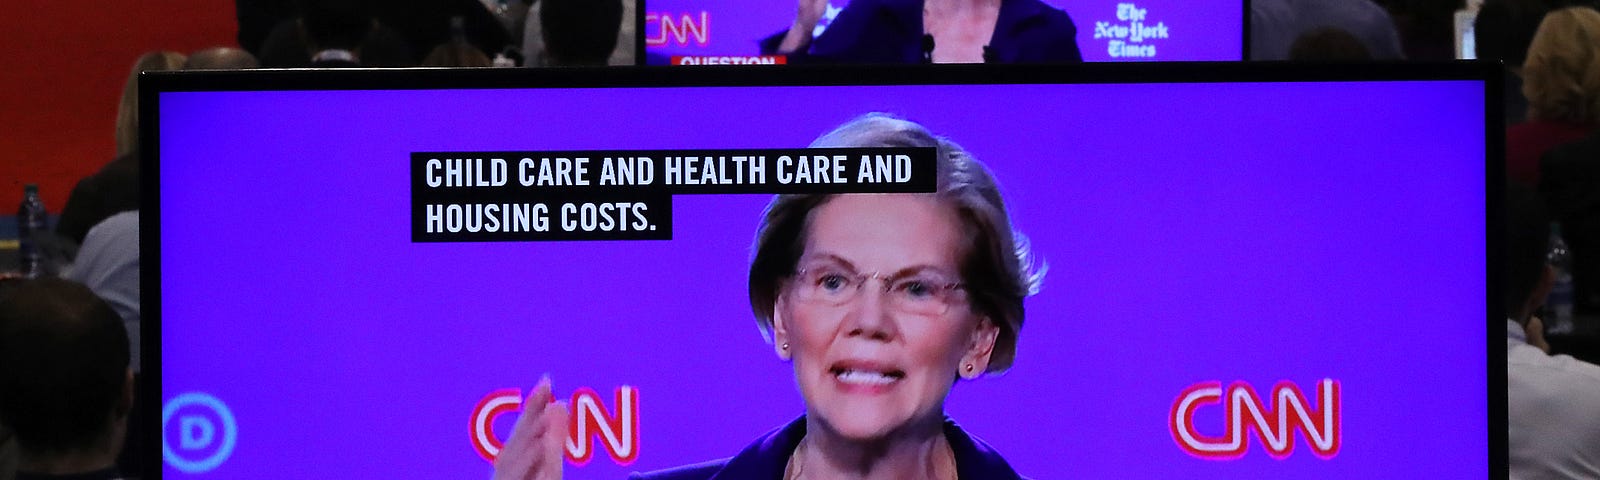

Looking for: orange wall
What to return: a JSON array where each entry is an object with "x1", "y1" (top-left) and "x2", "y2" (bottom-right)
[{"x1": 0, "y1": 0, "x2": 237, "y2": 212}]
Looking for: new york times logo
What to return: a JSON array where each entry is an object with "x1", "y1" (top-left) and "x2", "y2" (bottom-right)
[{"x1": 162, "y1": 392, "x2": 238, "y2": 474}]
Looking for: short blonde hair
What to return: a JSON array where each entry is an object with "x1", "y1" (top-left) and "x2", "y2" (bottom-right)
[
  {"x1": 116, "y1": 51, "x2": 187, "y2": 157},
  {"x1": 1523, "y1": 7, "x2": 1600, "y2": 124},
  {"x1": 747, "y1": 114, "x2": 1044, "y2": 374}
]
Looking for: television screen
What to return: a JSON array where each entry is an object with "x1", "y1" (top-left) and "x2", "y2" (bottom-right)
[
  {"x1": 149, "y1": 64, "x2": 1500, "y2": 478},
  {"x1": 643, "y1": 0, "x2": 1244, "y2": 64}
]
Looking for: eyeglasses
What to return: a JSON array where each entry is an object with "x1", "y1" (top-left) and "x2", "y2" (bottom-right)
[{"x1": 789, "y1": 262, "x2": 968, "y2": 317}]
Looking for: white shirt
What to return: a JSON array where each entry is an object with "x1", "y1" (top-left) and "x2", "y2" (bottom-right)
[
  {"x1": 1507, "y1": 319, "x2": 1600, "y2": 479},
  {"x1": 64, "y1": 211, "x2": 140, "y2": 372}
]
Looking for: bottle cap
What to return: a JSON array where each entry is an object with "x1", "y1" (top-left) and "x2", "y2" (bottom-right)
[{"x1": 24, "y1": 183, "x2": 38, "y2": 193}]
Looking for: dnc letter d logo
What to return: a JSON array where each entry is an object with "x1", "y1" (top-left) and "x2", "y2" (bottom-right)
[{"x1": 163, "y1": 392, "x2": 238, "y2": 474}]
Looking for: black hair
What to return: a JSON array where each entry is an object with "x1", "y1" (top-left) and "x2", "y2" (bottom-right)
[
  {"x1": 301, "y1": 0, "x2": 372, "y2": 51},
  {"x1": 0, "y1": 278, "x2": 131, "y2": 453},
  {"x1": 1505, "y1": 182, "x2": 1552, "y2": 320},
  {"x1": 541, "y1": 0, "x2": 623, "y2": 66},
  {"x1": 1289, "y1": 27, "x2": 1374, "y2": 61}
]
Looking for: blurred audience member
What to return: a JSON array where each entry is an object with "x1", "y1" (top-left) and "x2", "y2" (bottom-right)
[
  {"x1": 55, "y1": 154, "x2": 137, "y2": 249},
  {"x1": 185, "y1": 47, "x2": 261, "y2": 70},
  {"x1": 1376, "y1": 0, "x2": 1463, "y2": 60},
  {"x1": 423, "y1": 40, "x2": 493, "y2": 67},
  {"x1": 1288, "y1": 27, "x2": 1376, "y2": 61},
  {"x1": 539, "y1": 0, "x2": 622, "y2": 66},
  {"x1": 489, "y1": 0, "x2": 533, "y2": 40},
  {"x1": 522, "y1": 0, "x2": 636, "y2": 66},
  {"x1": 1251, "y1": 0, "x2": 1404, "y2": 60},
  {"x1": 0, "y1": 278, "x2": 134, "y2": 480},
  {"x1": 1476, "y1": 0, "x2": 1554, "y2": 124},
  {"x1": 379, "y1": 0, "x2": 514, "y2": 64},
  {"x1": 1503, "y1": 184, "x2": 1600, "y2": 480},
  {"x1": 1506, "y1": 6, "x2": 1600, "y2": 187},
  {"x1": 62, "y1": 211, "x2": 140, "y2": 372},
  {"x1": 1541, "y1": 130, "x2": 1600, "y2": 316},
  {"x1": 236, "y1": 0, "x2": 300, "y2": 56},
  {"x1": 61, "y1": 211, "x2": 142, "y2": 478},
  {"x1": 245, "y1": 0, "x2": 514, "y2": 65},
  {"x1": 115, "y1": 52, "x2": 185, "y2": 158},
  {"x1": 520, "y1": 0, "x2": 546, "y2": 65},
  {"x1": 305, "y1": 0, "x2": 386, "y2": 66},
  {"x1": 258, "y1": 0, "x2": 414, "y2": 67}
]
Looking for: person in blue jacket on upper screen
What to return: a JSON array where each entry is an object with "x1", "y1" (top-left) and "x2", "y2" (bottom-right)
[
  {"x1": 492, "y1": 114, "x2": 1045, "y2": 480},
  {"x1": 760, "y1": 0, "x2": 1082, "y2": 64}
]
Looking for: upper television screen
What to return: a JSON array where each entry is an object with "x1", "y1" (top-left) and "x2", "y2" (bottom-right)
[
  {"x1": 151, "y1": 64, "x2": 1494, "y2": 479},
  {"x1": 643, "y1": 0, "x2": 1245, "y2": 64}
]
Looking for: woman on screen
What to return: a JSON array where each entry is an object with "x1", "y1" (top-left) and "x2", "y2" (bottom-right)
[
  {"x1": 493, "y1": 114, "x2": 1043, "y2": 480},
  {"x1": 762, "y1": 0, "x2": 1082, "y2": 64}
]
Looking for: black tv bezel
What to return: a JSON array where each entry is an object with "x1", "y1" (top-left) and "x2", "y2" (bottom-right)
[{"x1": 139, "y1": 62, "x2": 1507, "y2": 478}]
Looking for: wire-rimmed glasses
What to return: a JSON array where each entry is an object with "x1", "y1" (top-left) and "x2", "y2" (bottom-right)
[{"x1": 789, "y1": 260, "x2": 968, "y2": 317}]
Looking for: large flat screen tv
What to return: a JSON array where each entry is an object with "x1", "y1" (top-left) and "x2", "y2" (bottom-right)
[
  {"x1": 146, "y1": 63, "x2": 1503, "y2": 478},
  {"x1": 642, "y1": 0, "x2": 1246, "y2": 64}
]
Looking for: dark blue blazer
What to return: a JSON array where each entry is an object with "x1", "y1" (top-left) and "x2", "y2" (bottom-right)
[
  {"x1": 760, "y1": 0, "x2": 1082, "y2": 64},
  {"x1": 629, "y1": 416, "x2": 1028, "y2": 480}
]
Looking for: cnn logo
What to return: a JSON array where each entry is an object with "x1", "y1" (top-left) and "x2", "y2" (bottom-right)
[
  {"x1": 1169, "y1": 379, "x2": 1341, "y2": 460},
  {"x1": 471, "y1": 386, "x2": 640, "y2": 466},
  {"x1": 646, "y1": 12, "x2": 710, "y2": 47}
]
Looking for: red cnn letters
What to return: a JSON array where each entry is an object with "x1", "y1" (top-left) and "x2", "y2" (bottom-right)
[
  {"x1": 471, "y1": 386, "x2": 640, "y2": 465},
  {"x1": 1170, "y1": 379, "x2": 1340, "y2": 459}
]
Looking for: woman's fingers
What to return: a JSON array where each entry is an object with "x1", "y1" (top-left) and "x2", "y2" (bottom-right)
[
  {"x1": 492, "y1": 376, "x2": 563, "y2": 480},
  {"x1": 541, "y1": 400, "x2": 570, "y2": 479}
]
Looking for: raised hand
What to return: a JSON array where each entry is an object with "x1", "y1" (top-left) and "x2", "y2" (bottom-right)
[
  {"x1": 491, "y1": 376, "x2": 570, "y2": 480},
  {"x1": 778, "y1": 0, "x2": 833, "y2": 53}
]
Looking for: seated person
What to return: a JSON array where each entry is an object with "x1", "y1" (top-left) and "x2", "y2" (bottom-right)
[
  {"x1": 1506, "y1": 6, "x2": 1600, "y2": 187},
  {"x1": 61, "y1": 211, "x2": 143, "y2": 478},
  {"x1": 1288, "y1": 27, "x2": 1375, "y2": 61},
  {"x1": 115, "y1": 52, "x2": 186, "y2": 158},
  {"x1": 56, "y1": 154, "x2": 137, "y2": 250},
  {"x1": 374, "y1": 0, "x2": 514, "y2": 64},
  {"x1": 1474, "y1": 0, "x2": 1552, "y2": 125},
  {"x1": 1541, "y1": 130, "x2": 1600, "y2": 315},
  {"x1": 0, "y1": 278, "x2": 134, "y2": 480},
  {"x1": 1250, "y1": 0, "x2": 1403, "y2": 60},
  {"x1": 539, "y1": 0, "x2": 623, "y2": 66},
  {"x1": 258, "y1": 0, "x2": 414, "y2": 67},
  {"x1": 1504, "y1": 184, "x2": 1600, "y2": 479},
  {"x1": 422, "y1": 40, "x2": 493, "y2": 67},
  {"x1": 185, "y1": 47, "x2": 261, "y2": 69}
]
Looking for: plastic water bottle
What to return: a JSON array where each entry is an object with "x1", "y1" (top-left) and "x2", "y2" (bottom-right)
[
  {"x1": 16, "y1": 184, "x2": 47, "y2": 278},
  {"x1": 1547, "y1": 222, "x2": 1576, "y2": 335}
]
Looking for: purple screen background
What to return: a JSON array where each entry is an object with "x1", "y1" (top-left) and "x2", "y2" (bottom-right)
[
  {"x1": 643, "y1": 0, "x2": 1242, "y2": 62},
  {"x1": 160, "y1": 80, "x2": 1487, "y2": 478}
]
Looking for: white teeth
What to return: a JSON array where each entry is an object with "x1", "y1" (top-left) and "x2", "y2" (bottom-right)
[{"x1": 836, "y1": 370, "x2": 897, "y2": 385}]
